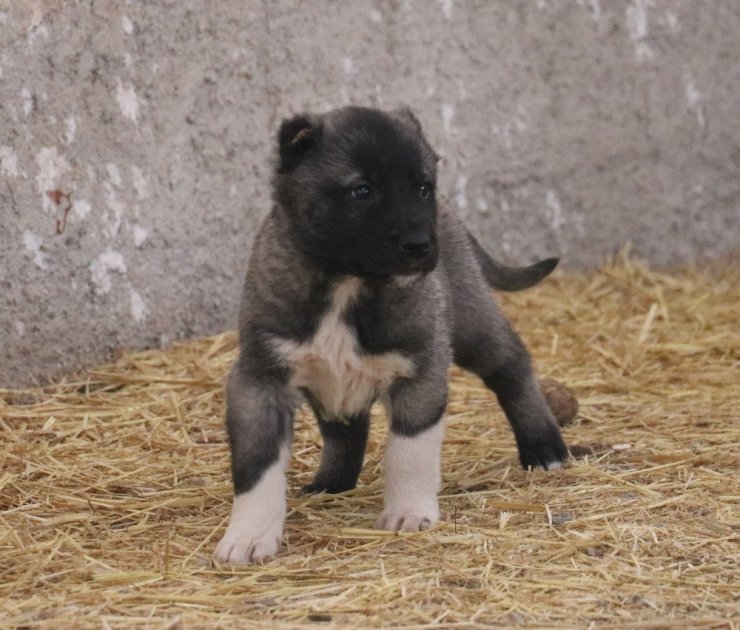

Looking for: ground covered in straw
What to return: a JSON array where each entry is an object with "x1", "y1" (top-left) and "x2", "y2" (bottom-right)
[{"x1": 1, "y1": 259, "x2": 739, "y2": 628}]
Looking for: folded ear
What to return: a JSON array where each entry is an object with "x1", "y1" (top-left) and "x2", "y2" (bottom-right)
[
  {"x1": 390, "y1": 107, "x2": 423, "y2": 133},
  {"x1": 391, "y1": 107, "x2": 440, "y2": 163},
  {"x1": 277, "y1": 113, "x2": 321, "y2": 173}
]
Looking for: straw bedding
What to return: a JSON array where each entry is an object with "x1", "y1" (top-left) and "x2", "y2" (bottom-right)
[{"x1": 1, "y1": 256, "x2": 738, "y2": 628}]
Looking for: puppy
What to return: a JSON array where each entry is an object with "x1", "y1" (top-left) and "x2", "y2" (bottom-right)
[{"x1": 215, "y1": 106, "x2": 568, "y2": 564}]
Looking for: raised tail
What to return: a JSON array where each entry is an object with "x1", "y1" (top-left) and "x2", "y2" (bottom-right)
[{"x1": 468, "y1": 231, "x2": 558, "y2": 292}]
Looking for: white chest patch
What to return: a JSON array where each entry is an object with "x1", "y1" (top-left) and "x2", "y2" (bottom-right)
[{"x1": 272, "y1": 278, "x2": 414, "y2": 419}]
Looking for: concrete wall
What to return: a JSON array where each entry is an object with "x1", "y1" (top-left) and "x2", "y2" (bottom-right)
[{"x1": 2, "y1": 0, "x2": 739, "y2": 388}]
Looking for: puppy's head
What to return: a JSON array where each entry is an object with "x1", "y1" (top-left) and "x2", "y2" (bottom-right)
[{"x1": 274, "y1": 106, "x2": 440, "y2": 279}]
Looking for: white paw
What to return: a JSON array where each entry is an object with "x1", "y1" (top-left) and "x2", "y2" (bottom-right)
[
  {"x1": 375, "y1": 507, "x2": 438, "y2": 532},
  {"x1": 377, "y1": 422, "x2": 444, "y2": 534},
  {"x1": 535, "y1": 460, "x2": 563, "y2": 471},
  {"x1": 214, "y1": 519, "x2": 283, "y2": 564},
  {"x1": 213, "y1": 451, "x2": 287, "y2": 565}
]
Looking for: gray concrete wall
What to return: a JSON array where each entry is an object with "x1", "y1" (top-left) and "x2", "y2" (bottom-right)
[{"x1": 2, "y1": 0, "x2": 739, "y2": 388}]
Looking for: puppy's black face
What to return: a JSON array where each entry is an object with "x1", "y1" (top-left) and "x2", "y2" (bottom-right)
[{"x1": 274, "y1": 107, "x2": 440, "y2": 279}]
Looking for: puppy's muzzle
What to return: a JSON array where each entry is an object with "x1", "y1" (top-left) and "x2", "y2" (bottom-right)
[{"x1": 397, "y1": 229, "x2": 438, "y2": 273}]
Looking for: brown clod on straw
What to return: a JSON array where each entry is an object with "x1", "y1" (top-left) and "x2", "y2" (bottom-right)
[{"x1": 540, "y1": 377, "x2": 579, "y2": 425}]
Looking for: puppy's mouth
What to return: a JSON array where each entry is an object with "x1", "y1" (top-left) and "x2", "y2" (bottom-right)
[
  {"x1": 401, "y1": 254, "x2": 438, "y2": 274},
  {"x1": 352, "y1": 252, "x2": 438, "y2": 279}
]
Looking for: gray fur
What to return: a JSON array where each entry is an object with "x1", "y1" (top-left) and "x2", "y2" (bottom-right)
[{"x1": 217, "y1": 106, "x2": 567, "y2": 562}]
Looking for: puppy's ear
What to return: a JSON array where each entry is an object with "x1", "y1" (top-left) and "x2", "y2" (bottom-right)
[
  {"x1": 277, "y1": 114, "x2": 321, "y2": 174},
  {"x1": 391, "y1": 107, "x2": 441, "y2": 163},
  {"x1": 390, "y1": 107, "x2": 423, "y2": 133}
]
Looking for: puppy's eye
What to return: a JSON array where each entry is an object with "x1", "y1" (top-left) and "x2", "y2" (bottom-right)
[
  {"x1": 419, "y1": 182, "x2": 434, "y2": 199},
  {"x1": 351, "y1": 185, "x2": 373, "y2": 200}
]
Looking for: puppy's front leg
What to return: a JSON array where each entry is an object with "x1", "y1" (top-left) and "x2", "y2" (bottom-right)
[
  {"x1": 376, "y1": 379, "x2": 447, "y2": 532},
  {"x1": 214, "y1": 366, "x2": 295, "y2": 564}
]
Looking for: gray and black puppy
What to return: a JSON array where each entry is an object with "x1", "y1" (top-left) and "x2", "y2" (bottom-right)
[{"x1": 215, "y1": 106, "x2": 568, "y2": 564}]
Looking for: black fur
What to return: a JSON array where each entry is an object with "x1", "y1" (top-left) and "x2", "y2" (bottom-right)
[
  {"x1": 274, "y1": 107, "x2": 440, "y2": 280},
  {"x1": 216, "y1": 106, "x2": 569, "y2": 563},
  {"x1": 301, "y1": 413, "x2": 371, "y2": 494}
]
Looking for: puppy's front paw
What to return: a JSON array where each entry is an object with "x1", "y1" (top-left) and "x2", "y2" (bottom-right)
[
  {"x1": 214, "y1": 517, "x2": 283, "y2": 564},
  {"x1": 516, "y1": 421, "x2": 568, "y2": 471},
  {"x1": 214, "y1": 459, "x2": 287, "y2": 564},
  {"x1": 375, "y1": 506, "x2": 439, "y2": 532}
]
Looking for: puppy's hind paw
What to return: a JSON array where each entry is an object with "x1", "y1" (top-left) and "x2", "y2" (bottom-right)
[
  {"x1": 536, "y1": 459, "x2": 563, "y2": 471},
  {"x1": 517, "y1": 422, "x2": 569, "y2": 471}
]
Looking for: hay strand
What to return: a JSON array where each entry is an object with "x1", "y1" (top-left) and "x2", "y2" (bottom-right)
[{"x1": 1, "y1": 259, "x2": 739, "y2": 627}]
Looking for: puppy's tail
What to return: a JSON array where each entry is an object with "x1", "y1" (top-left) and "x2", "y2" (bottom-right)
[{"x1": 468, "y1": 231, "x2": 558, "y2": 292}]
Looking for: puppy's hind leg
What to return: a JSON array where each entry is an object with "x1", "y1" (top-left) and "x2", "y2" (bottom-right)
[
  {"x1": 214, "y1": 365, "x2": 295, "y2": 564},
  {"x1": 453, "y1": 300, "x2": 567, "y2": 470},
  {"x1": 302, "y1": 411, "x2": 370, "y2": 494}
]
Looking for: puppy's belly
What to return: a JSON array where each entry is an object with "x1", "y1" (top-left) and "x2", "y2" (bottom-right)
[{"x1": 272, "y1": 278, "x2": 414, "y2": 418}]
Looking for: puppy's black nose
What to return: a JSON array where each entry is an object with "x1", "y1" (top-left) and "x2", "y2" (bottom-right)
[{"x1": 401, "y1": 235, "x2": 431, "y2": 259}]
